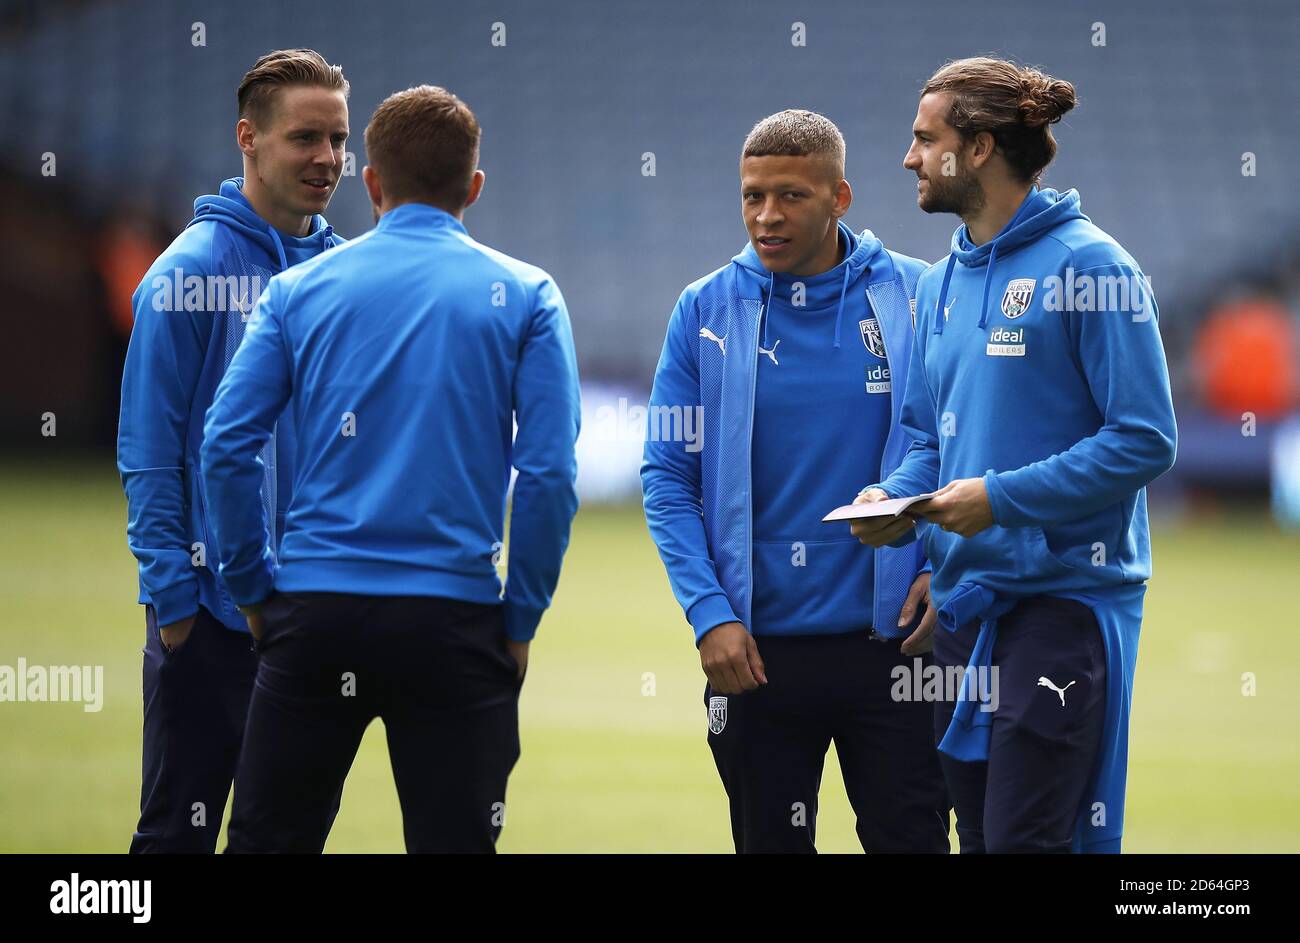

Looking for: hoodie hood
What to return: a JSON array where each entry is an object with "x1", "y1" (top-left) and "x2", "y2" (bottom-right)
[
  {"x1": 932, "y1": 186, "x2": 1086, "y2": 333},
  {"x1": 186, "y1": 176, "x2": 336, "y2": 273},
  {"x1": 732, "y1": 221, "x2": 886, "y2": 350}
]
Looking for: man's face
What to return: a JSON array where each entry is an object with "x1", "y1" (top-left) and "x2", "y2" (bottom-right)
[
  {"x1": 903, "y1": 92, "x2": 983, "y2": 217},
  {"x1": 245, "y1": 85, "x2": 349, "y2": 220},
  {"x1": 741, "y1": 154, "x2": 845, "y2": 274}
]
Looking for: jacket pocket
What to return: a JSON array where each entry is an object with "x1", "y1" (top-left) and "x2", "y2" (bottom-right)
[
  {"x1": 1018, "y1": 525, "x2": 1079, "y2": 578},
  {"x1": 750, "y1": 537, "x2": 873, "y2": 633}
]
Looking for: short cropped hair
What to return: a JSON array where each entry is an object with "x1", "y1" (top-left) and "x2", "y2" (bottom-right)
[
  {"x1": 741, "y1": 109, "x2": 846, "y2": 181},
  {"x1": 364, "y1": 85, "x2": 481, "y2": 211}
]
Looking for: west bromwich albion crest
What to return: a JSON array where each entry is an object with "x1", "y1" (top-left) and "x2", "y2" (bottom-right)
[
  {"x1": 1000, "y1": 278, "x2": 1036, "y2": 319},
  {"x1": 708, "y1": 696, "x2": 728, "y2": 735},
  {"x1": 859, "y1": 318, "x2": 886, "y2": 357}
]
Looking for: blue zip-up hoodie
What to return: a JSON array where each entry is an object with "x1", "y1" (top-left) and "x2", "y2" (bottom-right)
[
  {"x1": 641, "y1": 221, "x2": 929, "y2": 643},
  {"x1": 118, "y1": 177, "x2": 343, "y2": 632},
  {"x1": 201, "y1": 203, "x2": 581, "y2": 642},
  {"x1": 873, "y1": 187, "x2": 1178, "y2": 852}
]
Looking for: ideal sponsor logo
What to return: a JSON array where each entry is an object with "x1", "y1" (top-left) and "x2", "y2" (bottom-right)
[
  {"x1": 986, "y1": 326, "x2": 1025, "y2": 357},
  {"x1": 865, "y1": 363, "x2": 891, "y2": 394}
]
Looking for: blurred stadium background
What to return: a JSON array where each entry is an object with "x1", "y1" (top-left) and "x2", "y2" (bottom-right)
[{"x1": 1, "y1": 0, "x2": 1297, "y2": 852}]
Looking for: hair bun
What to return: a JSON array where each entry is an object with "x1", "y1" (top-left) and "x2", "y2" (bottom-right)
[{"x1": 1018, "y1": 71, "x2": 1077, "y2": 127}]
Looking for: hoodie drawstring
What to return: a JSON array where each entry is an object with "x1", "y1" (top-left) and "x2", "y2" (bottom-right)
[
  {"x1": 759, "y1": 272, "x2": 775, "y2": 350},
  {"x1": 933, "y1": 254, "x2": 958, "y2": 335},
  {"x1": 933, "y1": 239, "x2": 1000, "y2": 333},
  {"x1": 832, "y1": 264, "x2": 851, "y2": 350},
  {"x1": 267, "y1": 226, "x2": 289, "y2": 273},
  {"x1": 976, "y1": 240, "x2": 1000, "y2": 329},
  {"x1": 752, "y1": 226, "x2": 869, "y2": 351}
]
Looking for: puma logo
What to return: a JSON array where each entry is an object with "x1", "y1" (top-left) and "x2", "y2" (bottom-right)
[
  {"x1": 1037, "y1": 676, "x2": 1076, "y2": 706},
  {"x1": 232, "y1": 287, "x2": 254, "y2": 322},
  {"x1": 700, "y1": 327, "x2": 727, "y2": 355},
  {"x1": 758, "y1": 339, "x2": 780, "y2": 365},
  {"x1": 943, "y1": 296, "x2": 959, "y2": 322}
]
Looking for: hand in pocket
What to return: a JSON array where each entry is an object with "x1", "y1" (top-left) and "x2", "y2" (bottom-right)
[
  {"x1": 506, "y1": 640, "x2": 529, "y2": 683},
  {"x1": 160, "y1": 614, "x2": 196, "y2": 654}
]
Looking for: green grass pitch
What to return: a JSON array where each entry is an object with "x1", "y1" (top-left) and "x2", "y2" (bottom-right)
[{"x1": 1, "y1": 458, "x2": 1297, "y2": 852}]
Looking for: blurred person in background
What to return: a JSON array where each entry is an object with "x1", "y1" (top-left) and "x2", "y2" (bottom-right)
[
  {"x1": 117, "y1": 48, "x2": 349, "y2": 853},
  {"x1": 1194, "y1": 296, "x2": 1298, "y2": 420}
]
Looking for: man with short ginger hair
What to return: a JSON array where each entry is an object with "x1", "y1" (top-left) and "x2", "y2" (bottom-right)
[{"x1": 205, "y1": 86, "x2": 580, "y2": 853}]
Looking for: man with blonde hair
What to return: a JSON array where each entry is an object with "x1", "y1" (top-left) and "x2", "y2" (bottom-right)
[{"x1": 118, "y1": 48, "x2": 349, "y2": 853}]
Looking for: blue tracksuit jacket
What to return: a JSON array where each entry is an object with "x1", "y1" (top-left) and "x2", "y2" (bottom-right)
[
  {"x1": 201, "y1": 202, "x2": 580, "y2": 642},
  {"x1": 118, "y1": 176, "x2": 342, "y2": 632}
]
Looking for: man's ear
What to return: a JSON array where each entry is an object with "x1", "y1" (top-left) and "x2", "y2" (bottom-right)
[
  {"x1": 236, "y1": 118, "x2": 256, "y2": 158},
  {"x1": 831, "y1": 178, "x2": 853, "y2": 219},
  {"x1": 969, "y1": 130, "x2": 997, "y2": 170},
  {"x1": 463, "y1": 169, "x2": 486, "y2": 211},
  {"x1": 363, "y1": 165, "x2": 383, "y2": 210}
]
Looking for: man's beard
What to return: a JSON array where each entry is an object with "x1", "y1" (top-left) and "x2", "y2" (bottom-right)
[{"x1": 920, "y1": 169, "x2": 985, "y2": 218}]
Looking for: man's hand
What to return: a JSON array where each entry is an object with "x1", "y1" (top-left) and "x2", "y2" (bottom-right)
[
  {"x1": 239, "y1": 604, "x2": 265, "y2": 641},
  {"x1": 898, "y1": 571, "x2": 937, "y2": 655},
  {"x1": 911, "y1": 477, "x2": 994, "y2": 538},
  {"x1": 507, "y1": 640, "x2": 530, "y2": 682},
  {"x1": 849, "y1": 488, "x2": 917, "y2": 547},
  {"x1": 159, "y1": 614, "x2": 196, "y2": 653},
  {"x1": 699, "y1": 622, "x2": 767, "y2": 695}
]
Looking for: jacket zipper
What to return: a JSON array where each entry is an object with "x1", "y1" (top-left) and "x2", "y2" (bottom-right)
[
  {"x1": 743, "y1": 301, "x2": 761, "y2": 630},
  {"x1": 866, "y1": 285, "x2": 892, "y2": 636}
]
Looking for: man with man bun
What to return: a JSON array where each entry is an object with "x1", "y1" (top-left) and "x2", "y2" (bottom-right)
[{"x1": 853, "y1": 58, "x2": 1177, "y2": 853}]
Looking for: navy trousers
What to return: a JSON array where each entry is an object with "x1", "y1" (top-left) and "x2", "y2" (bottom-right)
[
  {"x1": 225, "y1": 592, "x2": 521, "y2": 854},
  {"x1": 705, "y1": 629, "x2": 950, "y2": 853},
  {"x1": 932, "y1": 595, "x2": 1107, "y2": 853},
  {"x1": 131, "y1": 604, "x2": 258, "y2": 853}
]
